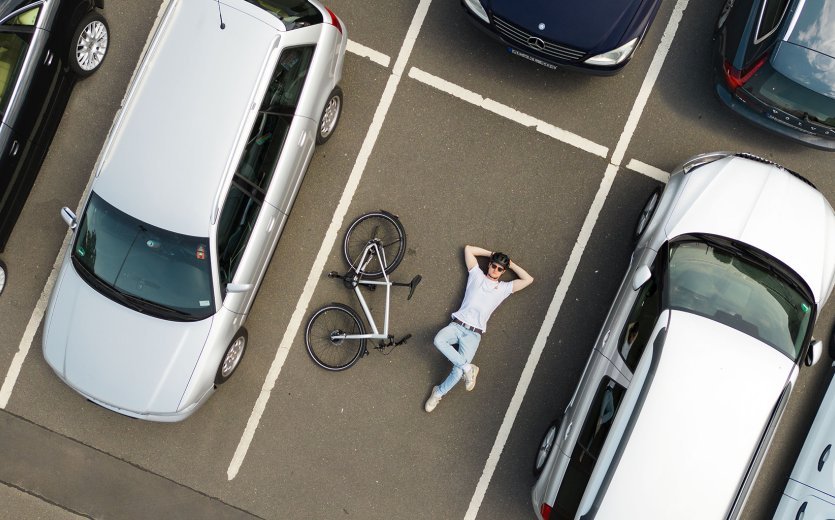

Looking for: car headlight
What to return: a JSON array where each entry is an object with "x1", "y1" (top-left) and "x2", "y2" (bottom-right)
[
  {"x1": 584, "y1": 38, "x2": 638, "y2": 66},
  {"x1": 463, "y1": 0, "x2": 489, "y2": 23}
]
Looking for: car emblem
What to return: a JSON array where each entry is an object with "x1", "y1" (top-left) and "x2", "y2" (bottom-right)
[
  {"x1": 528, "y1": 36, "x2": 546, "y2": 50},
  {"x1": 538, "y1": 23, "x2": 545, "y2": 30}
]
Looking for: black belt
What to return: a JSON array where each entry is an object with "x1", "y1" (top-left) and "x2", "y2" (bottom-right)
[{"x1": 453, "y1": 317, "x2": 483, "y2": 334}]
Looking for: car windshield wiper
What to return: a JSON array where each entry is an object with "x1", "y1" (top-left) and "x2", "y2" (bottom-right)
[{"x1": 116, "y1": 289, "x2": 197, "y2": 321}]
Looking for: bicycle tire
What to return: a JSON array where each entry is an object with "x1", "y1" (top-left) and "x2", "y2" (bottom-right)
[
  {"x1": 343, "y1": 211, "x2": 406, "y2": 279},
  {"x1": 305, "y1": 303, "x2": 366, "y2": 371}
]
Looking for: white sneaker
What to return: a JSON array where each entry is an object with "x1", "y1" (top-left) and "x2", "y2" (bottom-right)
[
  {"x1": 425, "y1": 386, "x2": 443, "y2": 412},
  {"x1": 464, "y1": 364, "x2": 479, "y2": 392}
]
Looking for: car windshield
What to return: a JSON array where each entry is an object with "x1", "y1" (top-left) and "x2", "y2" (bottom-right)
[
  {"x1": 243, "y1": 0, "x2": 322, "y2": 28},
  {"x1": 666, "y1": 238, "x2": 813, "y2": 360},
  {"x1": 71, "y1": 192, "x2": 215, "y2": 321},
  {"x1": 744, "y1": 57, "x2": 835, "y2": 128}
]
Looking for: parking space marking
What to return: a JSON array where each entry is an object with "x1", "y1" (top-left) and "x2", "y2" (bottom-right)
[
  {"x1": 464, "y1": 0, "x2": 690, "y2": 517},
  {"x1": 626, "y1": 159, "x2": 670, "y2": 183},
  {"x1": 347, "y1": 39, "x2": 391, "y2": 68},
  {"x1": 226, "y1": 0, "x2": 434, "y2": 481},
  {"x1": 408, "y1": 67, "x2": 609, "y2": 158}
]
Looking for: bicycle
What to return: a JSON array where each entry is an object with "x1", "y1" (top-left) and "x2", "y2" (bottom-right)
[{"x1": 305, "y1": 210, "x2": 422, "y2": 371}]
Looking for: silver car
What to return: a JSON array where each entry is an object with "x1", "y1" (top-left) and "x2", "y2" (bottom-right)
[
  {"x1": 532, "y1": 152, "x2": 835, "y2": 519},
  {"x1": 773, "y1": 362, "x2": 835, "y2": 519},
  {"x1": 42, "y1": 0, "x2": 347, "y2": 421}
]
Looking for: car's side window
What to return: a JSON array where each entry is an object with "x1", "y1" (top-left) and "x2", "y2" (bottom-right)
[
  {"x1": 554, "y1": 377, "x2": 627, "y2": 519},
  {"x1": 216, "y1": 182, "x2": 262, "y2": 288},
  {"x1": 5, "y1": 5, "x2": 40, "y2": 26},
  {"x1": 618, "y1": 274, "x2": 661, "y2": 372},
  {"x1": 755, "y1": 0, "x2": 790, "y2": 42},
  {"x1": 235, "y1": 46, "x2": 315, "y2": 192},
  {"x1": 0, "y1": 5, "x2": 39, "y2": 118}
]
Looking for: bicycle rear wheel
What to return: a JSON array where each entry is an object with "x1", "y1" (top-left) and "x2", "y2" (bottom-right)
[
  {"x1": 305, "y1": 303, "x2": 366, "y2": 371},
  {"x1": 343, "y1": 211, "x2": 406, "y2": 279}
]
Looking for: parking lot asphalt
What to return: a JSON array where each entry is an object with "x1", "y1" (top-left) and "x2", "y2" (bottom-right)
[{"x1": 1, "y1": 0, "x2": 833, "y2": 519}]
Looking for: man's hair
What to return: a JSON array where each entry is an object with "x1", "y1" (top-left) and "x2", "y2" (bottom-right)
[{"x1": 490, "y1": 252, "x2": 510, "y2": 270}]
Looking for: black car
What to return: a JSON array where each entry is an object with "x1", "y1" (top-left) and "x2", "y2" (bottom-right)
[
  {"x1": 713, "y1": 0, "x2": 835, "y2": 150},
  {"x1": 0, "y1": 0, "x2": 108, "y2": 294},
  {"x1": 460, "y1": 0, "x2": 662, "y2": 74}
]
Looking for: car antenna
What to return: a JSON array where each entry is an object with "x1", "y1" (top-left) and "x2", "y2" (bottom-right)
[{"x1": 216, "y1": 0, "x2": 226, "y2": 29}]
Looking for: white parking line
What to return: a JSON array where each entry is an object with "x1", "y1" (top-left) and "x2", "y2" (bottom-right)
[
  {"x1": 626, "y1": 158, "x2": 670, "y2": 183},
  {"x1": 408, "y1": 67, "x2": 609, "y2": 158},
  {"x1": 226, "y1": 0, "x2": 434, "y2": 481},
  {"x1": 463, "y1": 0, "x2": 690, "y2": 517},
  {"x1": 347, "y1": 39, "x2": 391, "y2": 68}
]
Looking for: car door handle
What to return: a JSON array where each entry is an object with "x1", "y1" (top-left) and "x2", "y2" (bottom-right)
[
  {"x1": 818, "y1": 444, "x2": 831, "y2": 471},
  {"x1": 43, "y1": 50, "x2": 53, "y2": 66},
  {"x1": 9, "y1": 140, "x2": 19, "y2": 157}
]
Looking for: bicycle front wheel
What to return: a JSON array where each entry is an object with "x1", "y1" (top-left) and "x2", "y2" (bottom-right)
[
  {"x1": 343, "y1": 211, "x2": 406, "y2": 279},
  {"x1": 305, "y1": 303, "x2": 367, "y2": 371}
]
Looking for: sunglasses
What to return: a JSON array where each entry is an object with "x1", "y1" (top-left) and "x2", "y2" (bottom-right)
[{"x1": 489, "y1": 263, "x2": 506, "y2": 272}]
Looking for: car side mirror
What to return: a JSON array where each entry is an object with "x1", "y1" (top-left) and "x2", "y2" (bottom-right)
[
  {"x1": 60, "y1": 207, "x2": 77, "y2": 230},
  {"x1": 226, "y1": 283, "x2": 253, "y2": 294},
  {"x1": 632, "y1": 265, "x2": 652, "y2": 291},
  {"x1": 805, "y1": 339, "x2": 823, "y2": 367}
]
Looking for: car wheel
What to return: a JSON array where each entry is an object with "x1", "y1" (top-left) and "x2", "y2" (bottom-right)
[
  {"x1": 634, "y1": 187, "x2": 661, "y2": 241},
  {"x1": 69, "y1": 12, "x2": 109, "y2": 77},
  {"x1": 215, "y1": 328, "x2": 248, "y2": 385},
  {"x1": 533, "y1": 420, "x2": 559, "y2": 476},
  {"x1": 316, "y1": 86, "x2": 342, "y2": 145},
  {"x1": 0, "y1": 260, "x2": 6, "y2": 296}
]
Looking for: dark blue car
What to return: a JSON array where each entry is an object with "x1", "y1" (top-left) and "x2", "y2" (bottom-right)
[
  {"x1": 460, "y1": 0, "x2": 662, "y2": 74},
  {"x1": 713, "y1": 0, "x2": 835, "y2": 151}
]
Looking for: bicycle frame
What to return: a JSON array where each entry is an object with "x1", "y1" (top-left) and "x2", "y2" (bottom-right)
[{"x1": 336, "y1": 241, "x2": 393, "y2": 341}]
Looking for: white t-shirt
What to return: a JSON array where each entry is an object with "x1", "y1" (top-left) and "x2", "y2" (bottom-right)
[{"x1": 451, "y1": 265, "x2": 513, "y2": 332}]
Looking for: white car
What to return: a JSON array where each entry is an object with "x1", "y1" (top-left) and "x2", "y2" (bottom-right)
[
  {"x1": 42, "y1": 0, "x2": 347, "y2": 422},
  {"x1": 773, "y1": 362, "x2": 835, "y2": 519},
  {"x1": 532, "y1": 152, "x2": 835, "y2": 520}
]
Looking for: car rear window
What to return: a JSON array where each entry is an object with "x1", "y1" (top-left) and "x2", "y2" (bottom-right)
[
  {"x1": 243, "y1": 0, "x2": 323, "y2": 29},
  {"x1": 744, "y1": 55, "x2": 835, "y2": 128}
]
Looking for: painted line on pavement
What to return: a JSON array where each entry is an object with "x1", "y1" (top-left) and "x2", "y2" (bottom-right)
[
  {"x1": 347, "y1": 39, "x2": 391, "y2": 68},
  {"x1": 226, "y1": 0, "x2": 434, "y2": 481},
  {"x1": 463, "y1": 0, "x2": 691, "y2": 517},
  {"x1": 626, "y1": 158, "x2": 670, "y2": 183},
  {"x1": 408, "y1": 67, "x2": 609, "y2": 159}
]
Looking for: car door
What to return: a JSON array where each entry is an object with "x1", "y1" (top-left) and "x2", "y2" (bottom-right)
[
  {"x1": 0, "y1": 2, "x2": 66, "y2": 248},
  {"x1": 593, "y1": 244, "x2": 661, "y2": 378}
]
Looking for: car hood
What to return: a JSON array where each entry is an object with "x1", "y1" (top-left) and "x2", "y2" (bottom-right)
[
  {"x1": 43, "y1": 264, "x2": 213, "y2": 415},
  {"x1": 487, "y1": 0, "x2": 644, "y2": 51},
  {"x1": 596, "y1": 310, "x2": 796, "y2": 519},
  {"x1": 665, "y1": 156, "x2": 835, "y2": 304}
]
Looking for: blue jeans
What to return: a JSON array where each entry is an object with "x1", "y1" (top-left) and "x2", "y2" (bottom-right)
[{"x1": 434, "y1": 322, "x2": 481, "y2": 395}]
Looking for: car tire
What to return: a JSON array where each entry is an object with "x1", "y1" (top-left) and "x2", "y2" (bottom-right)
[
  {"x1": 69, "y1": 11, "x2": 109, "y2": 77},
  {"x1": 316, "y1": 86, "x2": 342, "y2": 145},
  {"x1": 215, "y1": 328, "x2": 248, "y2": 385},
  {"x1": 0, "y1": 260, "x2": 6, "y2": 296},
  {"x1": 533, "y1": 419, "x2": 560, "y2": 476},
  {"x1": 634, "y1": 187, "x2": 662, "y2": 241}
]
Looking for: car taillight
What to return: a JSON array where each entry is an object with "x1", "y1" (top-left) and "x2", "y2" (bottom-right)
[
  {"x1": 723, "y1": 53, "x2": 768, "y2": 91},
  {"x1": 540, "y1": 502, "x2": 553, "y2": 520},
  {"x1": 325, "y1": 7, "x2": 342, "y2": 34}
]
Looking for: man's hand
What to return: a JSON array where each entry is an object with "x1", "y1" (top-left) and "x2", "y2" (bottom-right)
[
  {"x1": 509, "y1": 260, "x2": 534, "y2": 292},
  {"x1": 463, "y1": 245, "x2": 492, "y2": 270}
]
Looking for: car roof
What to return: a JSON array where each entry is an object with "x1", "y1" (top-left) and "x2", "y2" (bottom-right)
[
  {"x1": 593, "y1": 310, "x2": 794, "y2": 519},
  {"x1": 664, "y1": 156, "x2": 835, "y2": 304},
  {"x1": 92, "y1": 0, "x2": 285, "y2": 237}
]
